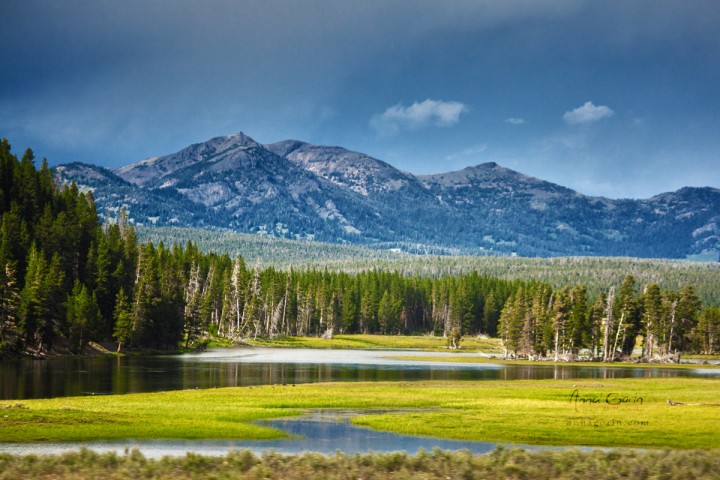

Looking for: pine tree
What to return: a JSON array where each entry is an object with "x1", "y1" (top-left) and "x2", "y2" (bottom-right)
[
  {"x1": 359, "y1": 286, "x2": 376, "y2": 334},
  {"x1": 156, "y1": 244, "x2": 185, "y2": 348},
  {"x1": 674, "y1": 285, "x2": 700, "y2": 353},
  {"x1": 642, "y1": 284, "x2": 663, "y2": 359},
  {"x1": 92, "y1": 232, "x2": 114, "y2": 337},
  {"x1": 113, "y1": 287, "x2": 133, "y2": 353},
  {"x1": 482, "y1": 289, "x2": 501, "y2": 336},
  {"x1": 184, "y1": 262, "x2": 203, "y2": 347},
  {"x1": 39, "y1": 253, "x2": 67, "y2": 350},
  {"x1": 19, "y1": 244, "x2": 47, "y2": 348},
  {"x1": 567, "y1": 285, "x2": 588, "y2": 353},
  {"x1": 0, "y1": 207, "x2": 31, "y2": 281},
  {"x1": 66, "y1": 281, "x2": 101, "y2": 353},
  {"x1": 694, "y1": 307, "x2": 719, "y2": 354},
  {"x1": 131, "y1": 243, "x2": 161, "y2": 348},
  {"x1": 588, "y1": 293, "x2": 606, "y2": 358},
  {"x1": 614, "y1": 275, "x2": 641, "y2": 356},
  {"x1": 339, "y1": 281, "x2": 358, "y2": 334},
  {"x1": 0, "y1": 262, "x2": 22, "y2": 356},
  {"x1": 378, "y1": 289, "x2": 402, "y2": 335},
  {"x1": 499, "y1": 288, "x2": 526, "y2": 358}
]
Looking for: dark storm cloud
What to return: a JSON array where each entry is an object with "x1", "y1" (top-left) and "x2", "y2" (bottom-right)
[{"x1": 1, "y1": 1, "x2": 719, "y2": 197}]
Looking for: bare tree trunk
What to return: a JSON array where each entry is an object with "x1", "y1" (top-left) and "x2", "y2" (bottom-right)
[
  {"x1": 611, "y1": 312, "x2": 625, "y2": 362},
  {"x1": 667, "y1": 300, "x2": 678, "y2": 356},
  {"x1": 281, "y1": 287, "x2": 288, "y2": 336},
  {"x1": 265, "y1": 297, "x2": 273, "y2": 336},
  {"x1": 602, "y1": 287, "x2": 615, "y2": 362}
]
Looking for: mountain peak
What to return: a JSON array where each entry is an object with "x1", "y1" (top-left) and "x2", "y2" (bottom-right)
[
  {"x1": 198, "y1": 131, "x2": 262, "y2": 151},
  {"x1": 271, "y1": 140, "x2": 421, "y2": 196},
  {"x1": 61, "y1": 131, "x2": 720, "y2": 258},
  {"x1": 225, "y1": 131, "x2": 261, "y2": 147},
  {"x1": 418, "y1": 162, "x2": 516, "y2": 184},
  {"x1": 116, "y1": 132, "x2": 264, "y2": 186}
]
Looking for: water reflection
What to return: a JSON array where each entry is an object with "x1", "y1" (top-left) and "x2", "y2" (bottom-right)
[{"x1": 1, "y1": 347, "x2": 716, "y2": 400}]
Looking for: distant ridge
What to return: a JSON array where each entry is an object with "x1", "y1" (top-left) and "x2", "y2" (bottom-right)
[{"x1": 55, "y1": 132, "x2": 720, "y2": 259}]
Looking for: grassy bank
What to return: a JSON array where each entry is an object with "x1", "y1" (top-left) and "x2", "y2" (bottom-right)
[
  {"x1": 2, "y1": 378, "x2": 719, "y2": 449},
  {"x1": 2, "y1": 447, "x2": 720, "y2": 480},
  {"x1": 243, "y1": 334, "x2": 504, "y2": 352}
]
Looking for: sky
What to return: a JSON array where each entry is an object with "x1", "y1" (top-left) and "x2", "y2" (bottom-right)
[{"x1": 1, "y1": 0, "x2": 719, "y2": 199}]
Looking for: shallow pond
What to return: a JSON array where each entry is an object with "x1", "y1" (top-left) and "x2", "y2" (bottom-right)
[{"x1": 2, "y1": 347, "x2": 717, "y2": 400}]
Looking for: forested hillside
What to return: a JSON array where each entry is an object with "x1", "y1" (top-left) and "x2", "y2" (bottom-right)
[
  {"x1": 2, "y1": 139, "x2": 719, "y2": 358},
  {"x1": 137, "y1": 227, "x2": 720, "y2": 306}
]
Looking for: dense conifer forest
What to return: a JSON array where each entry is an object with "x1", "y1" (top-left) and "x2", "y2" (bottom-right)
[
  {"x1": 1, "y1": 139, "x2": 719, "y2": 358},
  {"x1": 138, "y1": 227, "x2": 720, "y2": 306}
]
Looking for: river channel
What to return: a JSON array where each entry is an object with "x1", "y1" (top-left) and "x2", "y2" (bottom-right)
[
  {"x1": 2, "y1": 347, "x2": 717, "y2": 400},
  {"x1": 0, "y1": 410, "x2": 519, "y2": 458}
]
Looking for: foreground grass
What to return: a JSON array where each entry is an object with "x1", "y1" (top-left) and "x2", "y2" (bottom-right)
[
  {"x1": 2, "y1": 447, "x2": 720, "y2": 480},
  {"x1": 2, "y1": 378, "x2": 719, "y2": 449},
  {"x1": 245, "y1": 334, "x2": 504, "y2": 352}
]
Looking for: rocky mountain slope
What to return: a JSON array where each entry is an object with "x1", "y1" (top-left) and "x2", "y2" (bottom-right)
[{"x1": 55, "y1": 132, "x2": 720, "y2": 259}]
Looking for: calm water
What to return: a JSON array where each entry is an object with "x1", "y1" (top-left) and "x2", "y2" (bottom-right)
[
  {"x1": 0, "y1": 410, "x2": 515, "y2": 458},
  {"x1": 1, "y1": 347, "x2": 716, "y2": 400}
]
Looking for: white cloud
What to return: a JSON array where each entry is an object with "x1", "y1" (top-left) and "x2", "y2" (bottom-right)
[
  {"x1": 563, "y1": 101, "x2": 614, "y2": 125},
  {"x1": 370, "y1": 99, "x2": 468, "y2": 134},
  {"x1": 505, "y1": 117, "x2": 525, "y2": 125}
]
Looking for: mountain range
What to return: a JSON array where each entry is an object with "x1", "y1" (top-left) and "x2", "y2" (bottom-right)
[{"x1": 54, "y1": 132, "x2": 720, "y2": 259}]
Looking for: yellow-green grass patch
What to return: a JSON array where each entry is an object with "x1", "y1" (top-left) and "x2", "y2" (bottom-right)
[
  {"x1": 2, "y1": 378, "x2": 718, "y2": 449},
  {"x1": 245, "y1": 334, "x2": 503, "y2": 352}
]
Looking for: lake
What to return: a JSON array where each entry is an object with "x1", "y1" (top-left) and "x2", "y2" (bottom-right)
[{"x1": 2, "y1": 347, "x2": 716, "y2": 400}]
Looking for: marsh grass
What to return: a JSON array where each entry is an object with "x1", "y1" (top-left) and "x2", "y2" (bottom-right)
[
  {"x1": 2, "y1": 378, "x2": 719, "y2": 449},
  {"x1": 1, "y1": 447, "x2": 720, "y2": 479}
]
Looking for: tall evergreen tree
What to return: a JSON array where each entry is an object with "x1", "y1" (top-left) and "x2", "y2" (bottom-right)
[
  {"x1": 113, "y1": 287, "x2": 133, "y2": 353},
  {"x1": 66, "y1": 281, "x2": 101, "y2": 353},
  {"x1": 0, "y1": 262, "x2": 21, "y2": 356},
  {"x1": 694, "y1": 307, "x2": 719, "y2": 355},
  {"x1": 130, "y1": 243, "x2": 161, "y2": 347}
]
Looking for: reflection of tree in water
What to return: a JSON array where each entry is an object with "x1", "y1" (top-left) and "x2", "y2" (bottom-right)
[{"x1": 1, "y1": 349, "x2": 714, "y2": 400}]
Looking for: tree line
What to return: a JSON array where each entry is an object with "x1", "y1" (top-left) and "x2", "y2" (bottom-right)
[
  {"x1": 498, "y1": 276, "x2": 718, "y2": 360},
  {"x1": 136, "y1": 227, "x2": 720, "y2": 308},
  {"x1": 1, "y1": 139, "x2": 718, "y2": 358}
]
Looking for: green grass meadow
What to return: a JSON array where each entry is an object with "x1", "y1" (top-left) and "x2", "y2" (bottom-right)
[{"x1": 2, "y1": 377, "x2": 718, "y2": 449}]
